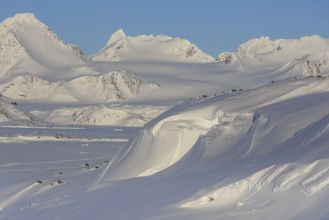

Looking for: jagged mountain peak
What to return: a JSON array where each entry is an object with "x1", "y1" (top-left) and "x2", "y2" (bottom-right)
[{"x1": 106, "y1": 29, "x2": 126, "y2": 46}]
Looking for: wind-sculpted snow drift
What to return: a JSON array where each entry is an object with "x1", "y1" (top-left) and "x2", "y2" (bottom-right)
[
  {"x1": 99, "y1": 78, "x2": 329, "y2": 199},
  {"x1": 90, "y1": 77, "x2": 329, "y2": 219}
]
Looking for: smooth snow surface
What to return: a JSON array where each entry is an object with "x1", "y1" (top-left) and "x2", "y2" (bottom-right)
[{"x1": 1, "y1": 13, "x2": 329, "y2": 220}]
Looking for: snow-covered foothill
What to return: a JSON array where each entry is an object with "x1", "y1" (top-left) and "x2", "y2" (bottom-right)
[
  {"x1": 0, "y1": 70, "x2": 159, "y2": 103},
  {"x1": 31, "y1": 104, "x2": 168, "y2": 126}
]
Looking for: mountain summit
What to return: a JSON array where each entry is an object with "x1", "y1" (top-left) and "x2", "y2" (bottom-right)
[
  {"x1": 0, "y1": 13, "x2": 86, "y2": 80},
  {"x1": 106, "y1": 29, "x2": 126, "y2": 46},
  {"x1": 91, "y1": 29, "x2": 215, "y2": 62}
]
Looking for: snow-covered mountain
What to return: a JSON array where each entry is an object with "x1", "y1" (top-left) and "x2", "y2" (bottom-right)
[
  {"x1": 218, "y1": 35, "x2": 329, "y2": 74},
  {"x1": 0, "y1": 13, "x2": 88, "y2": 80},
  {"x1": 91, "y1": 29, "x2": 215, "y2": 62}
]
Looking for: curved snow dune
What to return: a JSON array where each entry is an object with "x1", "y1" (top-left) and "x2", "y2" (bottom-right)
[{"x1": 98, "y1": 78, "x2": 329, "y2": 182}]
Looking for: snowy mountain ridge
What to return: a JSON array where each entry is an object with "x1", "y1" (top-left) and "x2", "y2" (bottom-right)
[
  {"x1": 218, "y1": 35, "x2": 329, "y2": 72},
  {"x1": 91, "y1": 29, "x2": 215, "y2": 62}
]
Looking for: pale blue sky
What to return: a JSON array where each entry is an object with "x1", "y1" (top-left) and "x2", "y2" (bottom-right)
[{"x1": 1, "y1": 0, "x2": 328, "y2": 56}]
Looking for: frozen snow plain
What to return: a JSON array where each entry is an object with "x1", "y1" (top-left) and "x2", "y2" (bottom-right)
[{"x1": 1, "y1": 13, "x2": 329, "y2": 219}]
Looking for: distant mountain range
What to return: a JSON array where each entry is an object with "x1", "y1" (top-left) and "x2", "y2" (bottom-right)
[{"x1": 0, "y1": 13, "x2": 328, "y2": 126}]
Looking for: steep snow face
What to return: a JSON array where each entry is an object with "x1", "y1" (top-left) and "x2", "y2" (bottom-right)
[
  {"x1": 99, "y1": 77, "x2": 329, "y2": 181},
  {"x1": 0, "y1": 16, "x2": 27, "y2": 78},
  {"x1": 218, "y1": 35, "x2": 329, "y2": 73},
  {"x1": 0, "y1": 13, "x2": 85, "y2": 79},
  {"x1": 91, "y1": 29, "x2": 215, "y2": 62},
  {"x1": 0, "y1": 71, "x2": 159, "y2": 103}
]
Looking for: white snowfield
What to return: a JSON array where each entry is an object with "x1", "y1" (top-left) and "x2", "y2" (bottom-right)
[{"x1": 1, "y1": 13, "x2": 329, "y2": 220}]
